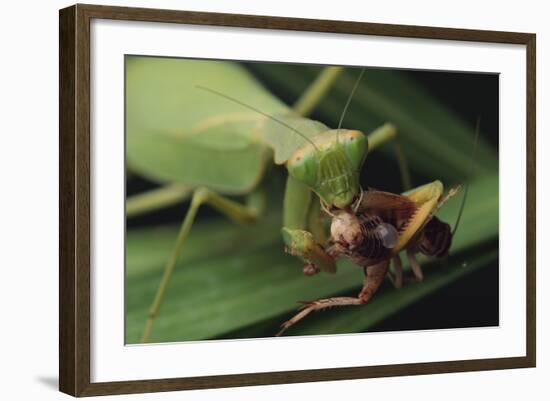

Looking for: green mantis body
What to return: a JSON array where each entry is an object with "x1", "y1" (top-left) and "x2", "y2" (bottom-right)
[{"x1": 126, "y1": 57, "x2": 449, "y2": 341}]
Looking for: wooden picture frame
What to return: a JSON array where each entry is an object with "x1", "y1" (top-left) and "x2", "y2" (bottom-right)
[{"x1": 59, "y1": 3, "x2": 536, "y2": 397}]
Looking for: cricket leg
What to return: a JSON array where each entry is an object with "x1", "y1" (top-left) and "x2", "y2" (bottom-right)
[
  {"x1": 388, "y1": 254, "x2": 404, "y2": 289},
  {"x1": 407, "y1": 249, "x2": 424, "y2": 282},
  {"x1": 276, "y1": 261, "x2": 389, "y2": 336},
  {"x1": 367, "y1": 123, "x2": 412, "y2": 191},
  {"x1": 141, "y1": 187, "x2": 265, "y2": 343}
]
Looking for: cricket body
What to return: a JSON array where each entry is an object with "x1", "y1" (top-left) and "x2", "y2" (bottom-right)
[{"x1": 126, "y1": 57, "x2": 456, "y2": 342}]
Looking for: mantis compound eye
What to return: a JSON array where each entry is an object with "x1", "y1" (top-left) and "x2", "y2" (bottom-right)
[{"x1": 375, "y1": 222, "x2": 399, "y2": 249}]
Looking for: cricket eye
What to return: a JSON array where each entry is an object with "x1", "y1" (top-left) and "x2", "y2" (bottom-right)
[{"x1": 375, "y1": 223, "x2": 399, "y2": 249}]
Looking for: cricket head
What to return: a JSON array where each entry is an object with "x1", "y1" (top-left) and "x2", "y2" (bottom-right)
[{"x1": 286, "y1": 129, "x2": 368, "y2": 209}]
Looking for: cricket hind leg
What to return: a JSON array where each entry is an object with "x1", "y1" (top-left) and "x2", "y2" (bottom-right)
[
  {"x1": 141, "y1": 187, "x2": 265, "y2": 343},
  {"x1": 276, "y1": 260, "x2": 389, "y2": 336},
  {"x1": 407, "y1": 249, "x2": 424, "y2": 282},
  {"x1": 387, "y1": 254, "x2": 404, "y2": 289}
]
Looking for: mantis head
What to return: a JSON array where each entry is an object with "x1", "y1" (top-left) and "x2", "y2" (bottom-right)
[
  {"x1": 285, "y1": 67, "x2": 370, "y2": 210},
  {"x1": 286, "y1": 129, "x2": 368, "y2": 209}
]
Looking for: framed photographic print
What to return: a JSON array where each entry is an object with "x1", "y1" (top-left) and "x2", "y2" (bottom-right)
[{"x1": 59, "y1": 4, "x2": 536, "y2": 397}]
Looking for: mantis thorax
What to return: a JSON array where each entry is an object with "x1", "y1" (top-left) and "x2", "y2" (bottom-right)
[{"x1": 286, "y1": 129, "x2": 368, "y2": 209}]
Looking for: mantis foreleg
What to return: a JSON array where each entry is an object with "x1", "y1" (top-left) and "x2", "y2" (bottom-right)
[
  {"x1": 141, "y1": 187, "x2": 265, "y2": 343},
  {"x1": 281, "y1": 176, "x2": 336, "y2": 275}
]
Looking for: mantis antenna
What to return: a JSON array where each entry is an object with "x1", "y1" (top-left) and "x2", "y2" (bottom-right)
[
  {"x1": 195, "y1": 85, "x2": 319, "y2": 151},
  {"x1": 451, "y1": 116, "x2": 481, "y2": 237},
  {"x1": 336, "y1": 68, "x2": 366, "y2": 143}
]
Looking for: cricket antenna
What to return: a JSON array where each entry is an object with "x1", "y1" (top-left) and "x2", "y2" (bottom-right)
[
  {"x1": 195, "y1": 85, "x2": 319, "y2": 150},
  {"x1": 336, "y1": 68, "x2": 366, "y2": 143},
  {"x1": 451, "y1": 117, "x2": 480, "y2": 237}
]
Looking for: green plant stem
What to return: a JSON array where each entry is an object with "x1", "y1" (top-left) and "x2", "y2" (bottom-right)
[
  {"x1": 292, "y1": 66, "x2": 344, "y2": 117},
  {"x1": 126, "y1": 183, "x2": 192, "y2": 218}
]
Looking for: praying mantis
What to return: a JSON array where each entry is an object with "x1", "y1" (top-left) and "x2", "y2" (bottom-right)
[{"x1": 126, "y1": 57, "x2": 462, "y2": 342}]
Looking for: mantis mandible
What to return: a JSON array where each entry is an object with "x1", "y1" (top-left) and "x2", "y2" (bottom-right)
[{"x1": 126, "y1": 57, "x2": 453, "y2": 342}]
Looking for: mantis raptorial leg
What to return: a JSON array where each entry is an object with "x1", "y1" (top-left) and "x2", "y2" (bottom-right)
[
  {"x1": 141, "y1": 188, "x2": 265, "y2": 342},
  {"x1": 281, "y1": 176, "x2": 337, "y2": 275}
]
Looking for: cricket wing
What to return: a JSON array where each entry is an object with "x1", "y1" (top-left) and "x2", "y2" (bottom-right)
[
  {"x1": 359, "y1": 181, "x2": 445, "y2": 254},
  {"x1": 359, "y1": 190, "x2": 417, "y2": 214}
]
